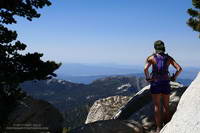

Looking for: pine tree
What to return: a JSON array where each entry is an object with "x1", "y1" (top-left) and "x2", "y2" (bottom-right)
[
  {"x1": 0, "y1": 0, "x2": 61, "y2": 127},
  {"x1": 187, "y1": 0, "x2": 200, "y2": 37}
]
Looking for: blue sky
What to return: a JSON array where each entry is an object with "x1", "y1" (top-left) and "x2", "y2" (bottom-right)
[{"x1": 9, "y1": 0, "x2": 200, "y2": 67}]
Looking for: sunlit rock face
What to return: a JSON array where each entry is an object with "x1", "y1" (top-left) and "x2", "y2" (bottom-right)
[
  {"x1": 160, "y1": 72, "x2": 200, "y2": 133},
  {"x1": 85, "y1": 95, "x2": 132, "y2": 124}
]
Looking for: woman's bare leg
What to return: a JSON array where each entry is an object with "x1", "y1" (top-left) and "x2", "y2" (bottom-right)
[
  {"x1": 152, "y1": 94, "x2": 161, "y2": 132},
  {"x1": 162, "y1": 94, "x2": 170, "y2": 124}
]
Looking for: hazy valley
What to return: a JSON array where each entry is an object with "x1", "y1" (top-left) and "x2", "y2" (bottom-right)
[{"x1": 20, "y1": 63, "x2": 197, "y2": 129}]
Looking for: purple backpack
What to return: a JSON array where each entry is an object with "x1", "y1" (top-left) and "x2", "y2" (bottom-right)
[{"x1": 151, "y1": 53, "x2": 169, "y2": 81}]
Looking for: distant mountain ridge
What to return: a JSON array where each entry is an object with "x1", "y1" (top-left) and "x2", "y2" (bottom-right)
[
  {"x1": 20, "y1": 75, "x2": 148, "y2": 129},
  {"x1": 21, "y1": 75, "x2": 148, "y2": 111},
  {"x1": 55, "y1": 63, "x2": 199, "y2": 85},
  {"x1": 54, "y1": 74, "x2": 193, "y2": 86}
]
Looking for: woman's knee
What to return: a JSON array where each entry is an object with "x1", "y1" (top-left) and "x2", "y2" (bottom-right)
[
  {"x1": 154, "y1": 104, "x2": 161, "y2": 112},
  {"x1": 163, "y1": 105, "x2": 169, "y2": 113}
]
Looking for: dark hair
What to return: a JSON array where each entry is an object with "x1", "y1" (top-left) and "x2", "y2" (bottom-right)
[{"x1": 154, "y1": 40, "x2": 165, "y2": 53}]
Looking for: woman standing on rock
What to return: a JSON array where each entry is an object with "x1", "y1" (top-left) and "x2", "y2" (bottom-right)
[{"x1": 144, "y1": 40, "x2": 182, "y2": 132}]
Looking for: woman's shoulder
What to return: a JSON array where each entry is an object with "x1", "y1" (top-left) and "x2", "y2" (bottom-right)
[
  {"x1": 146, "y1": 54, "x2": 155, "y2": 62},
  {"x1": 147, "y1": 53, "x2": 156, "y2": 58}
]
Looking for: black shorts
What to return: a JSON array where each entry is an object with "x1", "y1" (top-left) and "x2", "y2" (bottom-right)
[{"x1": 150, "y1": 80, "x2": 171, "y2": 94}]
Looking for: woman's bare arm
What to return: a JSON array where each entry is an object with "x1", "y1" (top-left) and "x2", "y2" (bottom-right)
[
  {"x1": 144, "y1": 57, "x2": 152, "y2": 81},
  {"x1": 170, "y1": 58, "x2": 183, "y2": 80}
]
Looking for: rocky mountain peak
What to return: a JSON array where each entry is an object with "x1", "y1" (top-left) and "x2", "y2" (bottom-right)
[{"x1": 70, "y1": 81, "x2": 187, "y2": 133}]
